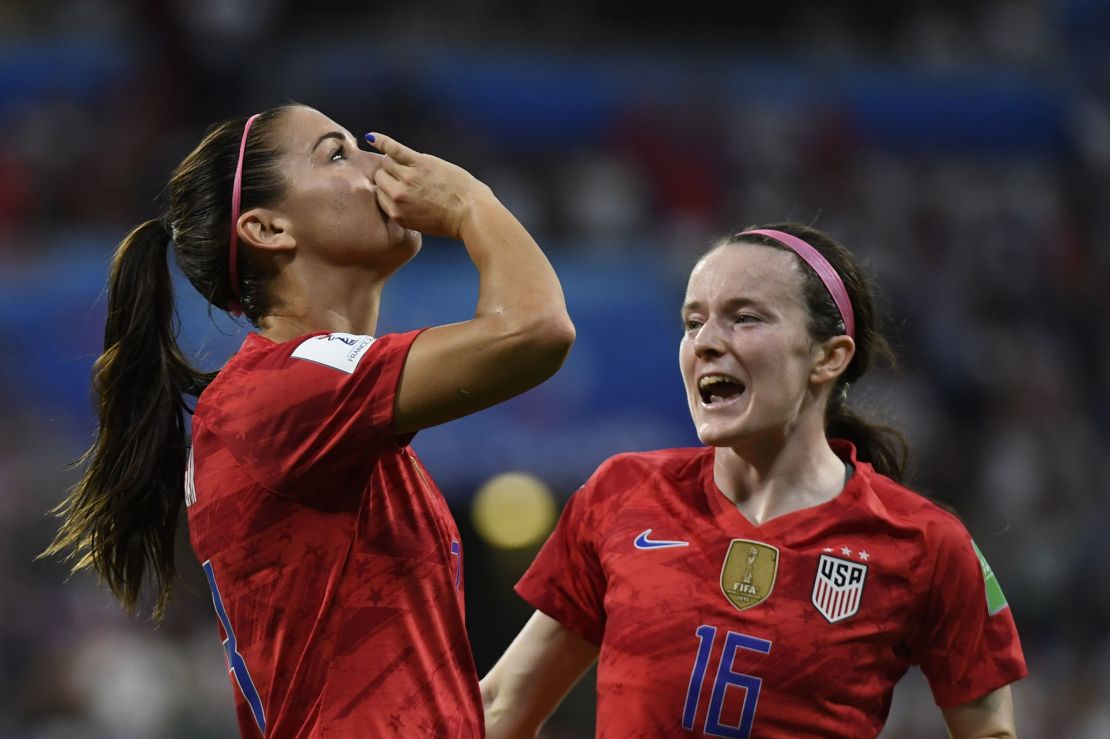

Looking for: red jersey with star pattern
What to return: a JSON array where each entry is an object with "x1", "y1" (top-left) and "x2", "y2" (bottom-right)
[
  {"x1": 516, "y1": 440, "x2": 1027, "y2": 739},
  {"x1": 186, "y1": 330, "x2": 483, "y2": 738}
]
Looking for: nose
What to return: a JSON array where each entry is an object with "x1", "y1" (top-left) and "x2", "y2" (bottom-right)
[
  {"x1": 355, "y1": 146, "x2": 383, "y2": 177},
  {"x1": 691, "y1": 318, "x2": 726, "y2": 359}
]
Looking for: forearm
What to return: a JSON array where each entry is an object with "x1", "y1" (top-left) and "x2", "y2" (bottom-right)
[
  {"x1": 460, "y1": 193, "x2": 572, "y2": 337},
  {"x1": 481, "y1": 612, "x2": 599, "y2": 739},
  {"x1": 942, "y1": 686, "x2": 1017, "y2": 739}
]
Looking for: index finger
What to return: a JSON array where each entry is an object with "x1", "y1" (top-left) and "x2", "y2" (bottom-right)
[{"x1": 365, "y1": 132, "x2": 417, "y2": 166}]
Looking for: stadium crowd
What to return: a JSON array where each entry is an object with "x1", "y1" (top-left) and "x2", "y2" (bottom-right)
[{"x1": 1, "y1": 1, "x2": 1108, "y2": 736}]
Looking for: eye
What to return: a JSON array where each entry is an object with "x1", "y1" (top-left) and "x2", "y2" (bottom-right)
[
  {"x1": 329, "y1": 144, "x2": 347, "y2": 162},
  {"x1": 734, "y1": 313, "x2": 760, "y2": 324},
  {"x1": 683, "y1": 318, "x2": 703, "y2": 332}
]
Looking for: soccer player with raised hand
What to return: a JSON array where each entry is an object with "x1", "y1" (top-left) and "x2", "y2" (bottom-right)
[{"x1": 45, "y1": 104, "x2": 574, "y2": 738}]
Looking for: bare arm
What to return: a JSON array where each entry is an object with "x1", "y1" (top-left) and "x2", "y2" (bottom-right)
[
  {"x1": 481, "y1": 611, "x2": 600, "y2": 739},
  {"x1": 942, "y1": 685, "x2": 1016, "y2": 739},
  {"x1": 367, "y1": 134, "x2": 575, "y2": 435}
]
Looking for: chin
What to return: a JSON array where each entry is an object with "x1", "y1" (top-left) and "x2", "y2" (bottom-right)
[
  {"x1": 694, "y1": 420, "x2": 740, "y2": 448},
  {"x1": 694, "y1": 412, "x2": 768, "y2": 449},
  {"x1": 387, "y1": 220, "x2": 421, "y2": 250},
  {"x1": 383, "y1": 227, "x2": 421, "y2": 272}
]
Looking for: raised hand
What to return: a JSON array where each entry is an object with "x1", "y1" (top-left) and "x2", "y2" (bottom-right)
[{"x1": 365, "y1": 132, "x2": 495, "y2": 240}]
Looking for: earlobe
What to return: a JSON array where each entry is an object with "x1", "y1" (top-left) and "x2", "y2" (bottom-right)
[{"x1": 238, "y1": 209, "x2": 296, "y2": 253}]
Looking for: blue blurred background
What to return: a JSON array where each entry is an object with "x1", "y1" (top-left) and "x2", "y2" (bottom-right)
[{"x1": 2, "y1": 1, "x2": 1108, "y2": 736}]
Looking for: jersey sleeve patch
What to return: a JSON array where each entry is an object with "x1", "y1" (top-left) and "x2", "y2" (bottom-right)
[
  {"x1": 290, "y1": 333, "x2": 376, "y2": 374},
  {"x1": 971, "y1": 540, "x2": 1009, "y2": 615}
]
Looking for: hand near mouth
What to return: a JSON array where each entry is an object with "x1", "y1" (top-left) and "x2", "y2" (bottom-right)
[{"x1": 366, "y1": 132, "x2": 495, "y2": 240}]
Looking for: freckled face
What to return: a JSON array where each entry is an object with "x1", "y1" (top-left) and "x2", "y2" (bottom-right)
[
  {"x1": 679, "y1": 244, "x2": 822, "y2": 448},
  {"x1": 270, "y1": 106, "x2": 420, "y2": 271}
]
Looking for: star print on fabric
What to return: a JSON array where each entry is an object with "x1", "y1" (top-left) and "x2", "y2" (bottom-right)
[
  {"x1": 859, "y1": 551, "x2": 870, "y2": 561},
  {"x1": 390, "y1": 559, "x2": 412, "y2": 580},
  {"x1": 303, "y1": 542, "x2": 326, "y2": 561},
  {"x1": 841, "y1": 546, "x2": 852, "y2": 556}
]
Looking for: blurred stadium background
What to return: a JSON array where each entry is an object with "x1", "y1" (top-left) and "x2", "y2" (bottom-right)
[{"x1": 1, "y1": 0, "x2": 1108, "y2": 736}]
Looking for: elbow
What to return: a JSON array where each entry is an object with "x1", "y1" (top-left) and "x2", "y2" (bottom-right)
[
  {"x1": 533, "y1": 313, "x2": 576, "y2": 374},
  {"x1": 538, "y1": 313, "x2": 576, "y2": 362},
  {"x1": 481, "y1": 679, "x2": 536, "y2": 739},
  {"x1": 511, "y1": 311, "x2": 575, "y2": 377}
]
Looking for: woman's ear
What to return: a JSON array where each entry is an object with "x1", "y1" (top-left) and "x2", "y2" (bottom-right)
[
  {"x1": 237, "y1": 208, "x2": 296, "y2": 253},
  {"x1": 811, "y1": 335, "x2": 855, "y2": 385}
]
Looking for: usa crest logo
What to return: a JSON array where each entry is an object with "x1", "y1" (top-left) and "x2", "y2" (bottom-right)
[{"x1": 812, "y1": 554, "x2": 867, "y2": 623}]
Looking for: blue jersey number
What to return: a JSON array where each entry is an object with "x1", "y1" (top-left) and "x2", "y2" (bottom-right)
[
  {"x1": 203, "y1": 561, "x2": 266, "y2": 734},
  {"x1": 682, "y1": 625, "x2": 772, "y2": 738}
]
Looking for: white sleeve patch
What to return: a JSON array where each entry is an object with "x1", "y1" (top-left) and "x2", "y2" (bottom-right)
[{"x1": 290, "y1": 333, "x2": 377, "y2": 374}]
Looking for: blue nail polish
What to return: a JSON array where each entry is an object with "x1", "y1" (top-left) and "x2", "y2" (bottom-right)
[{"x1": 364, "y1": 133, "x2": 376, "y2": 144}]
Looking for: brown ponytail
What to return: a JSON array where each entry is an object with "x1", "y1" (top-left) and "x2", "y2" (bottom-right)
[
  {"x1": 42, "y1": 219, "x2": 215, "y2": 617},
  {"x1": 825, "y1": 399, "x2": 909, "y2": 483},
  {"x1": 42, "y1": 106, "x2": 293, "y2": 617}
]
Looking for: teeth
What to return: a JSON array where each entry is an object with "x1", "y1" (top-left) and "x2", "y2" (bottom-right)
[{"x1": 699, "y1": 375, "x2": 735, "y2": 390}]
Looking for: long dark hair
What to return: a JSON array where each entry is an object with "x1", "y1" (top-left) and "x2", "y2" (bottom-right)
[
  {"x1": 724, "y1": 223, "x2": 910, "y2": 482},
  {"x1": 42, "y1": 106, "x2": 293, "y2": 617}
]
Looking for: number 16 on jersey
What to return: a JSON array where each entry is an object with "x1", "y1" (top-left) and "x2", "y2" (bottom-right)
[{"x1": 682, "y1": 625, "x2": 773, "y2": 738}]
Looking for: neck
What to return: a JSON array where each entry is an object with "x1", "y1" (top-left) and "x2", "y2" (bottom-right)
[
  {"x1": 258, "y1": 261, "x2": 387, "y2": 342},
  {"x1": 712, "y1": 426, "x2": 846, "y2": 526}
]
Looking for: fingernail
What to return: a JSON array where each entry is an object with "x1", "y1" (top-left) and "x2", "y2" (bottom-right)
[{"x1": 364, "y1": 133, "x2": 376, "y2": 144}]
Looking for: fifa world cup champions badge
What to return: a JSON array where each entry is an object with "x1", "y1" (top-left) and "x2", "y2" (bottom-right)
[{"x1": 719, "y1": 540, "x2": 779, "y2": 611}]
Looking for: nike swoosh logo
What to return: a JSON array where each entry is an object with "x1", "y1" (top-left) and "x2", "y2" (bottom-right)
[{"x1": 634, "y1": 529, "x2": 690, "y2": 550}]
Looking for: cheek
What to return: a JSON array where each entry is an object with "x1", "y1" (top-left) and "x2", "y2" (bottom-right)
[
  {"x1": 678, "y1": 338, "x2": 695, "y2": 382},
  {"x1": 310, "y1": 173, "x2": 369, "y2": 213},
  {"x1": 327, "y1": 182, "x2": 363, "y2": 218},
  {"x1": 289, "y1": 182, "x2": 358, "y2": 231}
]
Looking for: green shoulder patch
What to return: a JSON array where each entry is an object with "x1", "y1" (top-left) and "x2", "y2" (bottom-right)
[{"x1": 972, "y1": 540, "x2": 1009, "y2": 615}]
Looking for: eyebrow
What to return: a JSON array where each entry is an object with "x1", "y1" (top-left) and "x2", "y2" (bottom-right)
[
  {"x1": 681, "y1": 297, "x2": 766, "y2": 316},
  {"x1": 310, "y1": 131, "x2": 348, "y2": 154}
]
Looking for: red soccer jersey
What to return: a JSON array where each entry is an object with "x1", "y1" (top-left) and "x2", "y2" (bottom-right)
[
  {"x1": 186, "y1": 330, "x2": 483, "y2": 738},
  {"x1": 516, "y1": 441, "x2": 1027, "y2": 738}
]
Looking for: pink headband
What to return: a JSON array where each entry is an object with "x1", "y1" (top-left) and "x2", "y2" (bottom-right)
[
  {"x1": 737, "y1": 228, "x2": 855, "y2": 339},
  {"x1": 228, "y1": 112, "x2": 261, "y2": 315}
]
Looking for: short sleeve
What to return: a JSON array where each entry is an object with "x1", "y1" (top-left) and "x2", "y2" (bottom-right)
[
  {"x1": 917, "y1": 525, "x2": 1028, "y2": 707},
  {"x1": 206, "y1": 330, "x2": 423, "y2": 502},
  {"x1": 515, "y1": 479, "x2": 609, "y2": 645}
]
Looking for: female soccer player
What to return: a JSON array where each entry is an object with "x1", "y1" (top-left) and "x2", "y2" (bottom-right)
[
  {"x1": 481, "y1": 224, "x2": 1027, "y2": 738},
  {"x1": 44, "y1": 104, "x2": 574, "y2": 737}
]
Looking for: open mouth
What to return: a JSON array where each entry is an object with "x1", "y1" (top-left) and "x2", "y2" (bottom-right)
[{"x1": 698, "y1": 375, "x2": 746, "y2": 406}]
